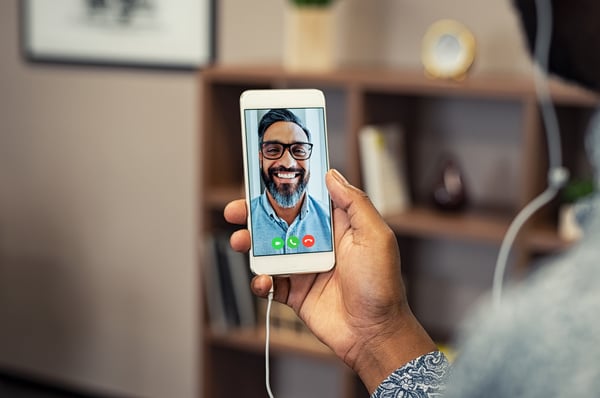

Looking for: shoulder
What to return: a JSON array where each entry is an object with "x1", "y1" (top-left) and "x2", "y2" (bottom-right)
[{"x1": 445, "y1": 233, "x2": 600, "y2": 397}]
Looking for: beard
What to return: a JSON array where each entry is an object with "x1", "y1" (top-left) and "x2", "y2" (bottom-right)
[{"x1": 261, "y1": 165, "x2": 309, "y2": 209}]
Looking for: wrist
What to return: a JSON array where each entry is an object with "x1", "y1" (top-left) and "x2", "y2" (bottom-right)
[{"x1": 348, "y1": 308, "x2": 437, "y2": 394}]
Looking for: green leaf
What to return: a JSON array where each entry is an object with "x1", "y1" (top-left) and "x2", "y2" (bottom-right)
[{"x1": 561, "y1": 179, "x2": 595, "y2": 203}]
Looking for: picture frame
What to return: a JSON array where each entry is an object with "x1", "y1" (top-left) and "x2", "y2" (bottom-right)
[{"x1": 21, "y1": 0, "x2": 214, "y2": 69}]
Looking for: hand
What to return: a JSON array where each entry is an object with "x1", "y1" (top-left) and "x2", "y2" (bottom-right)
[{"x1": 224, "y1": 169, "x2": 436, "y2": 393}]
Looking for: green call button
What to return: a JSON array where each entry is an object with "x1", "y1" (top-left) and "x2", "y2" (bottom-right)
[
  {"x1": 271, "y1": 237, "x2": 284, "y2": 250},
  {"x1": 287, "y1": 236, "x2": 300, "y2": 249}
]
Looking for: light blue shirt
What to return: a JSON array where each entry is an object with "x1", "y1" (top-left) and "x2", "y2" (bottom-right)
[{"x1": 250, "y1": 191, "x2": 332, "y2": 256}]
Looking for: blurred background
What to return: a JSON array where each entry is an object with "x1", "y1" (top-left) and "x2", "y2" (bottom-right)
[{"x1": 0, "y1": 0, "x2": 542, "y2": 397}]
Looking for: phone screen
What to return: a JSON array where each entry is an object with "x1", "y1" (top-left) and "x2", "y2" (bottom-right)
[{"x1": 244, "y1": 107, "x2": 333, "y2": 258}]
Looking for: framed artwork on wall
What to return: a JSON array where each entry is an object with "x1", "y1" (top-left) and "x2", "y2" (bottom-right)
[{"x1": 21, "y1": 0, "x2": 214, "y2": 69}]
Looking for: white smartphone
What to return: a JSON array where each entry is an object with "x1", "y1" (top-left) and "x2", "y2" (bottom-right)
[{"x1": 240, "y1": 89, "x2": 335, "y2": 276}]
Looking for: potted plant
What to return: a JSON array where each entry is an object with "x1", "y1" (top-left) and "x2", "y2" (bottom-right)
[{"x1": 284, "y1": 0, "x2": 337, "y2": 71}]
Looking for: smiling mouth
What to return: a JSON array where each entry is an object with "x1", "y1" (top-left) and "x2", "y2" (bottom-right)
[
  {"x1": 263, "y1": 167, "x2": 308, "y2": 207},
  {"x1": 275, "y1": 171, "x2": 300, "y2": 180}
]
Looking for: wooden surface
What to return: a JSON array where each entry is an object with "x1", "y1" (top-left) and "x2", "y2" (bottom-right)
[{"x1": 202, "y1": 64, "x2": 599, "y2": 104}]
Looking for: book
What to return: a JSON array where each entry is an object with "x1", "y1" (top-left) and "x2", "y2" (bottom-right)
[
  {"x1": 220, "y1": 236, "x2": 257, "y2": 329},
  {"x1": 203, "y1": 235, "x2": 229, "y2": 333},
  {"x1": 358, "y1": 124, "x2": 411, "y2": 215},
  {"x1": 204, "y1": 233, "x2": 257, "y2": 333},
  {"x1": 213, "y1": 234, "x2": 240, "y2": 328}
]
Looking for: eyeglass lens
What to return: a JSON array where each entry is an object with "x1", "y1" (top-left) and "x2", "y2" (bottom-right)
[{"x1": 261, "y1": 142, "x2": 313, "y2": 160}]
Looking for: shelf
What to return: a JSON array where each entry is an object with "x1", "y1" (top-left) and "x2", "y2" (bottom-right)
[
  {"x1": 525, "y1": 224, "x2": 575, "y2": 254},
  {"x1": 205, "y1": 185, "x2": 572, "y2": 253},
  {"x1": 206, "y1": 327, "x2": 336, "y2": 362},
  {"x1": 385, "y1": 206, "x2": 511, "y2": 245},
  {"x1": 206, "y1": 186, "x2": 513, "y2": 247},
  {"x1": 203, "y1": 64, "x2": 600, "y2": 105},
  {"x1": 387, "y1": 207, "x2": 574, "y2": 253}
]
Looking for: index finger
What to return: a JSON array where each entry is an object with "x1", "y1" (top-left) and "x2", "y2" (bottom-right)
[{"x1": 224, "y1": 199, "x2": 247, "y2": 225}]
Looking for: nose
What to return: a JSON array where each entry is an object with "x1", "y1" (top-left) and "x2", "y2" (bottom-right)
[{"x1": 278, "y1": 147, "x2": 297, "y2": 167}]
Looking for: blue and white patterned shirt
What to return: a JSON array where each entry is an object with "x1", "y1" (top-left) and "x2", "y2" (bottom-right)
[
  {"x1": 250, "y1": 191, "x2": 332, "y2": 256},
  {"x1": 371, "y1": 351, "x2": 450, "y2": 398}
]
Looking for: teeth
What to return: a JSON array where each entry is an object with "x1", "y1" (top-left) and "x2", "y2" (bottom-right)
[{"x1": 277, "y1": 172, "x2": 296, "y2": 179}]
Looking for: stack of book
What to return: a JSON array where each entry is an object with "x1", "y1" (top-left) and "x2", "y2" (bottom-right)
[
  {"x1": 204, "y1": 233, "x2": 310, "y2": 337},
  {"x1": 204, "y1": 233, "x2": 257, "y2": 333}
]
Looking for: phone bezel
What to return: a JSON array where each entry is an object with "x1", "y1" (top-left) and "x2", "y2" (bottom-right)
[{"x1": 240, "y1": 89, "x2": 335, "y2": 276}]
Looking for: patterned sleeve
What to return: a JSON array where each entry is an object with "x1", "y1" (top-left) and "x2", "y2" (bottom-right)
[{"x1": 370, "y1": 351, "x2": 450, "y2": 398}]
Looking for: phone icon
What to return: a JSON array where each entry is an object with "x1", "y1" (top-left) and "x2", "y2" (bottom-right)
[
  {"x1": 271, "y1": 237, "x2": 284, "y2": 250},
  {"x1": 302, "y1": 234, "x2": 315, "y2": 248},
  {"x1": 287, "y1": 236, "x2": 300, "y2": 249}
]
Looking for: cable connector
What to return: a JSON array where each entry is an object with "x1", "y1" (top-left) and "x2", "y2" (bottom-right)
[
  {"x1": 268, "y1": 277, "x2": 275, "y2": 299},
  {"x1": 548, "y1": 167, "x2": 570, "y2": 189}
]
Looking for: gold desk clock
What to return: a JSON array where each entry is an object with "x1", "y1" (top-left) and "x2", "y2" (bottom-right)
[{"x1": 421, "y1": 19, "x2": 476, "y2": 81}]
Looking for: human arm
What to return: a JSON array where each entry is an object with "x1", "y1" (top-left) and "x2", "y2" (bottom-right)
[{"x1": 225, "y1": 168, "x2": 447, "y2": 393}]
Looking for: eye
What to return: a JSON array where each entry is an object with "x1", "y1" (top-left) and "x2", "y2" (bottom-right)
[
  {"x1": 292, "y1": 146, "x2": 307, "y2": 157},
  {"x1": 263, "y1": 144, "x2": 282, "y2": 157},
  {"x1": 291, "y1": 144, "x2": 311, "y2": 159}
]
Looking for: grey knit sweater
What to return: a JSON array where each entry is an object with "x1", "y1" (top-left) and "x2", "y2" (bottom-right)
[{"x1": 373, "y1": 109, "x2": 600, "y2": 398}]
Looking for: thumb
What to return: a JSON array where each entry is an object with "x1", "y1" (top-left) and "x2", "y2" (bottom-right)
[{"x1": 326, "y1": 169, "x2": 389, "y2": 231}]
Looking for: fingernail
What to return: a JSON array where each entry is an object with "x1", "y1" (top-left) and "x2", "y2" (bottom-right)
[{"x1": 330, "y1": 168, "x2": 349, "y2": 185}]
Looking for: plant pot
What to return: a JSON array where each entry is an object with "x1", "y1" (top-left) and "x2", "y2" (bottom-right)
[
  {"x1": 559, "y1": 204, "x2": 583, "y2": 242},
  {"x1": 284, "y1": 5, "x2": 335, "y2": 71}
]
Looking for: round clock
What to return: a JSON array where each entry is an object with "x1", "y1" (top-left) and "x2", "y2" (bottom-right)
[{"x1": 421, "y1": 19, "x2": 476, "y2": 80}]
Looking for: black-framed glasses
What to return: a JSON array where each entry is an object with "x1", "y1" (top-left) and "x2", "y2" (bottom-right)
[{"x1": 260, "y1": 141, "x2": 313, "y2": 160}]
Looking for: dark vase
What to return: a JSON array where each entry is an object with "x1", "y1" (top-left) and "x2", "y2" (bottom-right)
[{"x1": 431, "y1": 156, "x2": 468, "y2": 211}]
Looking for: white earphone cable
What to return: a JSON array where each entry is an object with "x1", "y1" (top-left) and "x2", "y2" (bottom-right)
[
  {"x1": 265, "y1": 278, "x2": 275, "y2": 398},
  {"x1": 492, "y1": 0, "x2": 569, "y2": 307}
]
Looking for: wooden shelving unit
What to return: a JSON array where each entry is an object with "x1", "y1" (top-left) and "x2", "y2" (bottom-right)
[
  {"x1": 207, "y1": 328, "x2": 334, "y2": 360},
  {"x1": 198, "y1": 65, "x2": 598, "y2": 398}
]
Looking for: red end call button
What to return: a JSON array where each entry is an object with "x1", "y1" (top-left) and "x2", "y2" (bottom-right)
[{"x1": 302, "y1": 234, "x2": 315, "y2": 248}]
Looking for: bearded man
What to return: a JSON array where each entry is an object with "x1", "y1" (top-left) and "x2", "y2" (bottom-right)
[{"x1": 249, "y1": 109, "x2": 332, "y2": 255}]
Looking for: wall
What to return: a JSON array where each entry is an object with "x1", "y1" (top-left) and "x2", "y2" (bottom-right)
[
  {"x1": 217, "y1": 0, "x2": 533, "y2": 75},
  {"x1": 0, "y1": 1, "x2": 198, "y2": 397}
]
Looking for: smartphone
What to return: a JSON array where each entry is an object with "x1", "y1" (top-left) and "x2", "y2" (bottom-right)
[{"x1": 240, "y1": 89, "x2": 335, "y2": 276}]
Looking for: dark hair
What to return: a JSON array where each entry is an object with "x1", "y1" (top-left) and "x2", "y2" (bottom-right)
[
  {"x1": 258, "y1": 109, "x2": 311, "y2": 143},
  {"x1": 513, "y1": 0, "x2": 600, "y2": 92}
]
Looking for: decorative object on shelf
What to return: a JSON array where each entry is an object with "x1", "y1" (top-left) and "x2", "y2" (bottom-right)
[
  {"x1": 359, "y1": 124, "x2": 411, "y2": 215},
  {"x1": 22, "y1": 0, "x2": 213, "y2": 68},
  {"x1": 559, "y1": 178, "x2": 595, "y2": 241},
  {"x1": 284, "y1": 0, "x2": 337, "y2": 71},
  {"x1": 421, "y1": 19, "x2": 476, "y2": 81},
  {"x1": 430, "y1": 154, "x2": 469, "y2": 212}
]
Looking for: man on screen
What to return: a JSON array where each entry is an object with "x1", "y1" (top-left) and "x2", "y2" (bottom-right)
[{"x1": 250, "y1": 108, "x2": 332, "y2": 256}]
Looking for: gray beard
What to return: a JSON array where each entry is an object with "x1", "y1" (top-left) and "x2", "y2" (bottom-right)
[
  {"x1": 262, "y1": 168, "x2": 308, "y2": 209},
  {"x1": 267, "y1": 181, "x2": 306, "y2": 209}
]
